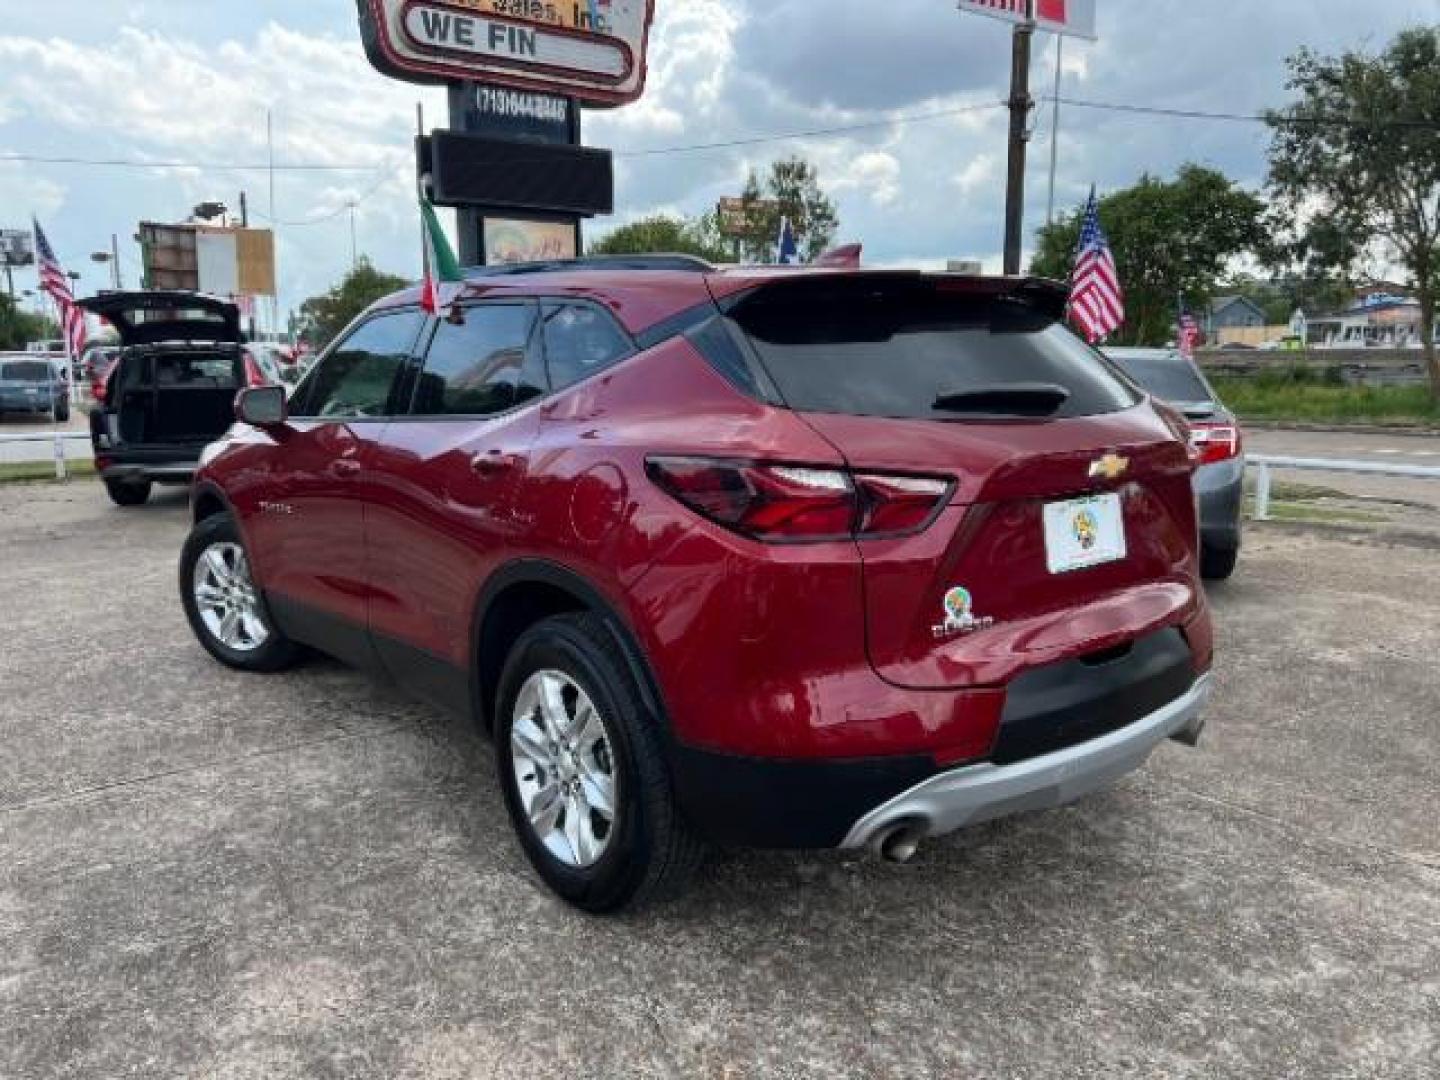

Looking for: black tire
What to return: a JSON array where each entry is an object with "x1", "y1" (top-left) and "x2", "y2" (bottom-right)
[
  {"x1": 178, "y1": 511, "x2": 301, "y2": 672},
  {"x1": 495, "y1": 612, "x2": 705, "y2": 913},
  {"x1": 104, "y1": 478, "x2": 152, "y2": 506},
  {"x1": 1201, "y1": 543, "x2": 1239, "y2": 581}
]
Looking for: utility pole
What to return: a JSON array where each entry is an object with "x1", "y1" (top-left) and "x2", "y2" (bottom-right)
[
  {"x1": 1002, "y1": 8, "x2": 1036, "y2": 276},
  {"x1": 348, "y1": 202, "x2": 359, "y2": 268},
  {"x1": 239, "y1": 191, "x2": 249, "y2": 227},
  {"x1": 109, "y1": 234, "x2": 122, "y2": 289}
]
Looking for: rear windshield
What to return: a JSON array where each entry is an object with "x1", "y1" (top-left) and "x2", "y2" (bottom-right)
[
  {"x1": 1, "y1": 361, "x2": 53, "y2": 381},
  {"x1": 124, "y1": 352, "x2": 241, "y2": 390},
  {"x1": 730, "y1": 282, "x2": 1138, "y2": 420},
  {"x1": 1107, "y1": 352, "x2": 1212, "y2": 404}
]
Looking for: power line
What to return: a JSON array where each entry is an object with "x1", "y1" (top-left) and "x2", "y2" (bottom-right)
[
  {"x1": 615, "y1": 100, "x2": 1006, "y2": 156},
  {"x1": 0, "y1": 101, "x2": 1008, "y2": 176},
  {"x1": 1047, "y1": 95, "x2": 1440, "y2": 130},
  {"x1": 0, "y1": 153, "x2": 387, "y2": 171}
]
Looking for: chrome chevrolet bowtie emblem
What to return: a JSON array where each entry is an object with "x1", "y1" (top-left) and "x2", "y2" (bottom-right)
[{"x1": 1088, "y1": 453, "x2": 1130, "y2": 481}]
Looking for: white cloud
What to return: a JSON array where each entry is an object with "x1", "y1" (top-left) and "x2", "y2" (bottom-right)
[{"x1": 0, "y1": 0, "x2": 1432, "y2": 321}]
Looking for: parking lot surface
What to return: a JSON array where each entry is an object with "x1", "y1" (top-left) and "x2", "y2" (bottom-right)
[{"x1": 2, "y1": 481, "x2": 1436, "y2": 1079}]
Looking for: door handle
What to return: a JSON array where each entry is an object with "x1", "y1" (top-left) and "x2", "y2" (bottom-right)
[
  {"x1": 471, "y1": 450, "x2": 521, "y2": 475},
  {"x1": 330, "y1": 459, "x2": 362, "y2": 479}
]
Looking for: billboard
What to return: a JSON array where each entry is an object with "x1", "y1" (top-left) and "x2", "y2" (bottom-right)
[
  {"x1": 956, "y1": 0, "x2": 1097, "y2": 40},
  {"x1": 0, "y1": 228, "x2": 35, "y2": 267},
  {"x1": 484, "y1": 218, "x2": 576, "y2": 264},
  {"x1": 357, "y1": 0, "x2": 656, "y2": 107}
]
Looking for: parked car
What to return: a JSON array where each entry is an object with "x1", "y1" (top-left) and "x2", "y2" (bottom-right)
[
  {"x1": 81, "y1": 291, "x2": 254, "y2": 506},
  {"x1": 183, "y1": 260, "x2": 1214, "y2": 911},
  {"x1": 0, "y1": 355, "x2": 70, "y2": 421},
  {"x1": 1104, "y1": 347, "x2": 1243, "y2": 580}
]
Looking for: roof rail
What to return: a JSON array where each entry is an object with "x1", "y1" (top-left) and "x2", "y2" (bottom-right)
[{"x1": 462, "y1": 253, "x2": 716, "y2": 279}]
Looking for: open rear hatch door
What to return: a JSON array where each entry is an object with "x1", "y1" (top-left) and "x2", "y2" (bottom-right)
[
  {"x1": 79, "y1": 291, "x2": 242, "y2": 347},
  {"x1": 724, "y1": 273, "x2": 1202, "y2": 690}
]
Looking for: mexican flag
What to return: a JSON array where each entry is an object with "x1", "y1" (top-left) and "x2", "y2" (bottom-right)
[{"x1": 419, "y1": 198, "x2": 463, "y2": 315}]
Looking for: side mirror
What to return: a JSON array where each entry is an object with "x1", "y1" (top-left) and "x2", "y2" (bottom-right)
[{"x1": 235, "y1": 385, "x2": 289, "y2": 428}]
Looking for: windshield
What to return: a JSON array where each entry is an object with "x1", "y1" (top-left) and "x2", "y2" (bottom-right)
[
  {"x1": 1108, "y1": 353, "x2": 1212, "y2": 404},
  {"x1": 731, "y1": 282, "x2": 1138, "y2": 420}
]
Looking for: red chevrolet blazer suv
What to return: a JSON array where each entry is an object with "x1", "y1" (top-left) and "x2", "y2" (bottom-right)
[{"x1": 181, "y1": 258, "x2": 1213, "y2": 912}]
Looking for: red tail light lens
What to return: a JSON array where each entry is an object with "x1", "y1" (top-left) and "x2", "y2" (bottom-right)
[
  {"x1": 854, "y1": 473, "x2": 952, "y2": 535},
  {"x1": 243, "y1": 354, "x2": 267, "y2": 387},
  {"x1": 647, "y1": 458, "x2": 951, "y2": 542},
  {"x1": 1189, "y1": 422, "x2": 1241, "y2": 465}
]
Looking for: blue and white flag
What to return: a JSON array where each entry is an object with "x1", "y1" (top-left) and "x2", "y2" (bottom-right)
[{"x1": 775, "y1": 216, "x2": 799, "y2": 265}]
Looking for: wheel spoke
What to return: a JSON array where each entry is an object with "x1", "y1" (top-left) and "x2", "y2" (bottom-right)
[
  {"x1": 527, "y1": 782, "x2": 564, "y2": 834},
  {"x1": 218, "y1": 609, "x2": 241, "y2": 646},
  {"x1": 564, "y1": 793, "x2": 598, "y2": 865},
  {"x1": 571, "y1": 702, "x2": 603, "y2": 752},
  {"x1": 511, "y1": 712, "x2": 552, "y2": 766},
  {"x1": 578, "y1": 768, "x2": 615, "y2": 821},
  {"x1": 195, "y1": 583, "x2": 225, "y2": 609},
  {"x1": 239, "y1": 611, "x2": 267, "y2": 645},
  {"x1": 202, "y1": 547, "x2": 232, "y2": 586},
  {"x1": 538, "y1": 675, "x2": 570, "y2": 739}
]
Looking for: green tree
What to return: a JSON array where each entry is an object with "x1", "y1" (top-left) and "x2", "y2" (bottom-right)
[
  {"x1": 295, "y1": 257, "x2": 410, "y2": 350},
  {"x1": 736, "y1": 157, "x2": 840, "y2": 263},
  {"x1": 0, "y1": 294, "x2": 57, "y2": 351},
  {"x1": 587, "y1": 213, "x2": 731, "y2": 263},
  {"x1": 1266, "y1": 28, "x2": 1440, "y2": 399},
  {"x1": 1031, "y1": 165, "x2": 1270, "y2": 345}
]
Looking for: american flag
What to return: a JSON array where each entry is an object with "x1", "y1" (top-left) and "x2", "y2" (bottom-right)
[
  {"x1": 1177, "y1": 299, "x2": 1201, "y2": 358},
  {"x1": 33, "y1": 219, "x2": 86, "y2": 360},
  {"x1": 1068, "y1": 188, "x2": 1124, "y2": 343}
]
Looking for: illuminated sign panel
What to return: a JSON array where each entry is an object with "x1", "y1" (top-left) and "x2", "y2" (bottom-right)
[{"x1": 358, "y1": 0, "x2": 655, "y2": 106}]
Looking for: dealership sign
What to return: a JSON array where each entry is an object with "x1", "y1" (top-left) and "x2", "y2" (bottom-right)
[
  {"x1": 358, "y1": 0, "x2": 656, "y2": 106},
  {"x1": 956, "y1": 0, "x2": 1097, "y2": 40}
]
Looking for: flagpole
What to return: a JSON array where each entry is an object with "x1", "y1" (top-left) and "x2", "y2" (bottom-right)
[
  {"x1": 1045, "y1": 36, "x2": 1063, "y2": 226},
  {"x1": 416, "y1": 101, "x2": 431, "y2": 287}
]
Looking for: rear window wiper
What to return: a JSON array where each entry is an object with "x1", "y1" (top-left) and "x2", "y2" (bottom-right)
[{"x1": 931, "y1": 382, "x2": 1071, "y2": 417}]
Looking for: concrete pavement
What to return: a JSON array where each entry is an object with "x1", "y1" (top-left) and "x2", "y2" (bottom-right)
[{"x1": 1, "y1": 481, "x2": 1436, "y2": 1078}]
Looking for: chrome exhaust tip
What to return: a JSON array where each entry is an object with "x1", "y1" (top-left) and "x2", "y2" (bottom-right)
[{"x1": 870, "y1": 822, "x2": 925, "y2": 864}]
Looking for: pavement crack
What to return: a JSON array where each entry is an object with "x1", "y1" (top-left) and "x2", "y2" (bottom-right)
[
  {"x1": 0, "y1": 726, "x2": 404, "y2": 815},
  {"x1": 1160, "y1": 780, "x2": 1440, "y2": 875}
]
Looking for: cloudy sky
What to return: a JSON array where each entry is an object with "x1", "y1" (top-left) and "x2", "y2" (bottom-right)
[{"x1": 1, "y1": 0, "x2": 1434, "y2": 327}]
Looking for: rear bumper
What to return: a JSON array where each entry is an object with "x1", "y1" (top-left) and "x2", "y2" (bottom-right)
[
  {"x1": 840, "y1": 672, "x2": 1212, "y2": 849},
  {"x1": 672, "y1": 670, "x2": 1212, "y2": 850},
  {"x1": 100, "y1": 463, "x2": 196, "y2": 484}
]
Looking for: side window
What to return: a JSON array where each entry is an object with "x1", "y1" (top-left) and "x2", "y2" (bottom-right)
[
  {"x1": 410, "y1": 304, "x2": 542, "y2": 417},
  {"x1": 541, "y1": 303, "x2": 633, "y2": 391},
  {"x1": 292, "y1": 310, "x2": 423, "y2": 419}
]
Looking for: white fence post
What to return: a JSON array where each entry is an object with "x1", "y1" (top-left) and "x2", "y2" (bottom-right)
[
  {"x1": 1247, "y1": 454, "x2": 1440, "y2": 523},
  {"x1": 1254, "y1": 462, "x2": 1272, "y2": 521}
]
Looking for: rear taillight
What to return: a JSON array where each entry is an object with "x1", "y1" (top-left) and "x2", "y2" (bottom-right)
[
  {"x1": 243, "y1": 354, "x2": 266, "y2": 387},
  {"x1": 1189, "y1": 421, "x2": 1241, "y2": 465},
  {"x1": 646, "y1": 457, "x2": 951, "y2": 542}
]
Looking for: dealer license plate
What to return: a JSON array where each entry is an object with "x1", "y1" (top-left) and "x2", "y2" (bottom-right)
[{"x1": 1043, "y1": 492, "x2": 1126, "y2": 574}]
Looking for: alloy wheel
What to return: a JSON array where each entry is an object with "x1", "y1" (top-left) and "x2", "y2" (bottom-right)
[
  {"x1": 510, "y1": 670, "x2": 618, "y2": 868},
  {"x1": 192, "y1": 542, "x2": 270, "y2": 653}
]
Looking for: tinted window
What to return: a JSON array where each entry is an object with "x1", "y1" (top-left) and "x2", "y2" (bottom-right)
[
  {"x1": 294, "y1": 311, "x2": 423, "y2": 419},
  {"x1": 732, "y1": 282, "x2": 1138, "y2": 420},
  {"x1": 1, "y1": 361, "x2": 53, "y2": 381},
  {"x1": 411, "y1": 304, "x2": 541, "y2": 416},
  {"x1": 152, "y1": 354, "x2": 240, "y2": 388},
  {"x1": 541, "y1": 303, "x2": 632, "y2": 390},
  {"x1": 1107, "y1": 353, "x2": 1213, "y2": 404}
]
